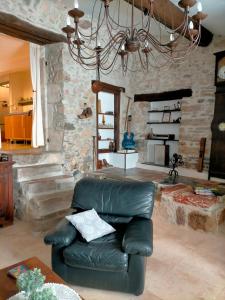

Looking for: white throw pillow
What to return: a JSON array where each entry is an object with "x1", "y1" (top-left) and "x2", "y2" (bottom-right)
[{"x1": 66, "y1": 209, "x2": 116, "y2": 242}]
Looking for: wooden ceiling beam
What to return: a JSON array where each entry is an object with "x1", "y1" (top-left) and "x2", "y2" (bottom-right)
[
  {"x1": 124, "y1": 0, "x2": 213, "y2": 47},
  {"x1": 92, "y1": 80, "x2": 125, "y2": 94},
  {"x1": 0, "y1": 11, "x2": 66, "y2": 45},
  {"x1": 134, "y1": 89, "x2": 193, "y2": 102}
]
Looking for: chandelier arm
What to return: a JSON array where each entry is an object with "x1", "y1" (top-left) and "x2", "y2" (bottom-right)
[
  {"x1": 63, "y1": 0, "x2": 205, "y2": 77},
  {"x1": 69, "y1": 43, "x2": 97, "y2": 60},
  {"x1": 138, "y1": 49, "x2": 147, "y2": 71}
]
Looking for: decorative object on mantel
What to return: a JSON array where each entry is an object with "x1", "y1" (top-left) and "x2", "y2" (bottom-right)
[
  {"x1": 173, "y1": 117, "x2": 181, "y2": 123},
  {"x1": 9, "y1": 268, "x2": 81, "y2": 300},
  {"x1": 175, "y1": 101, "x2": 181, "y2": 110},
  {"x1": 17, "y1": 97, "x2": 33, "y2": 106},
  {"x1": 146, "y1": 133, "x2": 175, "y2": 140},
  {"x1": 0, "y1": 100, "x2": 8, "y2": 108},
  {"x1": 169, "y1": 153, "x2": 184, "y2": 179},
  {"x1": 97, "y1": 99, "x2": 102, "y2": 113},
  {"x1": 162, "y1": 111, "x2": 171, "y2": 123},
  {"x1": 197, "y1": 137, "x2": 206, "y2": 172},
  {"x1": 78, "y1": 103, "x2": 92, "y2": 119},
  {"x1": 62, "y1": 0, "x2": 208, "y2": 79},
  {"x1": 102, "y1": 114, "x2": 106, "y2": 125}
]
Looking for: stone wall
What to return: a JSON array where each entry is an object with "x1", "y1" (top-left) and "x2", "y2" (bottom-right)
[
  {"x1": 131, "y1": 36, "x2": 225, "y2": 171},
  {"x1": 1, "y1": 0, "x2": 225, "y2": 176},
  {"x1": 0, "y1": 0, "x2": 72, "y2": 34},
  {"x1": 61, "y1": 44, "x2": 131, "y2": 172},
  {"x1": 0, "y1": 0, "x2": 131, "y2": 174}
]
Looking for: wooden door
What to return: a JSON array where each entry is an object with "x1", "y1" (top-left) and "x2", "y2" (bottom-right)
[
  {"x1": 209, "y1": 93, "x2": 225, "y2": 179},
  {"x1": 4, "y1": 116, "x2": 12, "y2": 140},
  {"x1": 12, "y1": 115, "x2": 25, "y2": 140},
  {"x1": 24, "y1": 115, "x2": 32, "y2": 141}
]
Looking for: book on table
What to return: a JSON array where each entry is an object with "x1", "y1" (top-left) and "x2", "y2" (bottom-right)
[{"x1": 7, "y1": 264, "x2": 29, "y2": 279}]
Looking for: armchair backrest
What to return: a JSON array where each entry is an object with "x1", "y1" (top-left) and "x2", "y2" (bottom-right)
[{"x1": 72, "y1": 177, "x2": 155, "y2": 219}]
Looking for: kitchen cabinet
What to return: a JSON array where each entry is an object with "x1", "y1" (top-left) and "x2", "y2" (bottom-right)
[{"x1": 4, "y1": 114, "x2": 32, "y2": 142}]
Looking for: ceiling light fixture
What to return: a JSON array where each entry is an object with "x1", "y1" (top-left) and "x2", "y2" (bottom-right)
[{"x1": 62, "y1": 0, "x2": 207, "y2": 79}]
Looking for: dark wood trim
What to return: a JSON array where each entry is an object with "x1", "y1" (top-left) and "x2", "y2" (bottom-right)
[
  {"x1": 92, "y1": 80, "x2": 125, "y2": 94},
  {"x1": 0, "y1": 11, "x2": 66, "y2": 45},
  {"x1": 96, "y1": 83, "x2": 122, "y2": 169},
  {"x1": 124, "y1": 0, "x2": 213, "y2": 47},
  {"x1": 208, "y1": 92, "x2": 225, "y2": 180},
  {"x1": 214, "y1": 50, "x2": 225, "y2": 92},
  {"x1": 199, "y1": 26, "x2": 213, "y2": 47},
  {"x1": 134, "y1": 89, "x2": 192, "y2": 102},
  {"x1": 114, "y1": 93, "x2": 120, "y2": 152},
  {"x1": 0, "y1": 154, "x2": 14, "y2": 227}
]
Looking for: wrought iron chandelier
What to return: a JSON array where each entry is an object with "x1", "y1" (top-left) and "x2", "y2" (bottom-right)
[{"x1": 62, "y1": 0, "x2": 207, "y2": 79}]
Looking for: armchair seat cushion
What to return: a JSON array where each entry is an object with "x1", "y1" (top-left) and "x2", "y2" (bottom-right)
[{"x1": 63, "y1": 230, "x2": 128, "y2": 272}]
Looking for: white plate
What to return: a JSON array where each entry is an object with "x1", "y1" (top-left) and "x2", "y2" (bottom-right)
[{"x1": 8, "y1": 283, "x2": 81, "y2": 300}]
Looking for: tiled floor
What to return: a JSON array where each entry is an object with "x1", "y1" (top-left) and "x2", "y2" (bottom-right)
[
  {"x1": 1, "y1": 212, "x2": 225, "y2": 300},
  {"x1": 1, "y1": 142, "x2": 32, "y2": 151},
  {"x1": 94, "y1": 167, "x2": 222, "y2": 187}
]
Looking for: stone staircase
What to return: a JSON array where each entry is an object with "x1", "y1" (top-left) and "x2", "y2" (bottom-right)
[{"x1": 14, "y1": 163, "x2": 76, "y2": 233}]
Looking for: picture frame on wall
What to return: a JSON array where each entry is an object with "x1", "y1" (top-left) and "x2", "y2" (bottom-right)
[{"x1": 162, "y1": 111, "x2": 171, "y2": 123}]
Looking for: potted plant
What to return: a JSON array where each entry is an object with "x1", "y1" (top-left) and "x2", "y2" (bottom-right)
[{"x1": 16, "y1": 268, "x2": 57, "y2": 300}]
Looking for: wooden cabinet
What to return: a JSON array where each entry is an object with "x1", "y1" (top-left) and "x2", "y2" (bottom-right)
[
  {"x1": 4, "y1": 114, "x2": 32, "y2": 142},
  {"x1": 0, "y1": 154, "x2": 14, "y2": 226},
  {"x1": 96, "y1": 87, "x2": 120, "y2": 169},
  {"x1": 209, "y1": 92, "x2": 225, "y2": 179}
]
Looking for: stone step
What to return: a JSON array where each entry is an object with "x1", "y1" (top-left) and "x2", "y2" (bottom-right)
[
  {"x1": 20, "y1": 175, "x2": 75, "y2": 196},
  {"x1": 15, "y1": 163, "x2": 64, "y2": 182},
  {"x1": 27, "y1": 189, "x2": 74, "y2": 219},
  {"x1": 12, "y1": 152, "x2": 64, "y2": 166},
  {"x1": 30, "y1": 208, "x2": 73, "y2": 233}
]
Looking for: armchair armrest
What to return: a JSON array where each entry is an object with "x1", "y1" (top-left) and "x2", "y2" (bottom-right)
[
  {"x1": 44, "y1": 219, "x2": 77, "y2": 247},
  {"x1": 122, "y1": 218, "x2": 153, "y2": 256}
]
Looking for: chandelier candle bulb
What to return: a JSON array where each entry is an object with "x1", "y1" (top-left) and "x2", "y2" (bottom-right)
[
  {"x1": 170, "y1": 33, "x2": 175, "y2": 42},
  {"x1": 67, "y1": 16, "x2": 71, "y2": 26},
  {"x1": 74, "y1": 0, "x2": 79, "y2": 9},
  {"x1": 62, "y1": 0, "x2": 207, "y2": 77},
  {"x1": 189, "y1": 21, "x2": 194, "y2": 30},
  {"x1": 197, "y1": 1, "x2": 202, "y2": 12}
]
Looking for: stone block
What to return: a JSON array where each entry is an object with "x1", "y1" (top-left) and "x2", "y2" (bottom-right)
[
  {"x1": 188, "y1": 212, "x2": 217, "y2": 232},
  {"x1": 219, "y1": 208, "x2": 225, "y2": 225},
  {"x1": 176, "y1": 207, "x2": 186, "y2": 225}
]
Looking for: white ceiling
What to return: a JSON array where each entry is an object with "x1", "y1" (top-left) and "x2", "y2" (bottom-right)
[
  {"x1": 162, "y1": 0, "x2": 225, "y2": 36},
  {"x1": 78, "y1": 0, "x2": 225, "y2": 36},
  {"x1": 0, "y1": 34, "x2": 30, "y2": 77}
]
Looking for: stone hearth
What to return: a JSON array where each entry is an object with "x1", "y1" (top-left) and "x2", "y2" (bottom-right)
[{"x1": 159, "y1": 184, "x2": 225, "y2": 232}]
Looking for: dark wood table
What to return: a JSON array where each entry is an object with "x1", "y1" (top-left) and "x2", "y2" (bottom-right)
[{"x1": 0, "y1": 257, "x2": 83, "y2": 300}]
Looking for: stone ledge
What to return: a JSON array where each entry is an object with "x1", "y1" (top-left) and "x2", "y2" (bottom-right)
[{"x1": 159, "y1": 184, "x2": 225, "y2": 232}]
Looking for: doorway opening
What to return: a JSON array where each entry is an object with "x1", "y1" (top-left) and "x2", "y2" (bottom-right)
[{"x1": 0, "y1": 33, "x2": 33, "y2": 151}]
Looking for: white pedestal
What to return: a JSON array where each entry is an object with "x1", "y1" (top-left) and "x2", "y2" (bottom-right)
[{"x1": 111, "y1": 151, "x2": 139, "y2": 169}]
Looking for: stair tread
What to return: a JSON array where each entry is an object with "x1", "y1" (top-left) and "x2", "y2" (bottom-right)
[
  {"x1": 21, "y1": 175, "x2": 73, "y2": 184},
  {"x1": 14, "y1": 163, "x2": 63, "y2": 169},
  {"x1": 30, "y1": 187, "x2": 74, "y2": 196}
]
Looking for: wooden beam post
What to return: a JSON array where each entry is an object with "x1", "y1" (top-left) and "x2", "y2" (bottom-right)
[
  {"x1": 124, "y1": 0, "x2": 213, "y2": 47},
  {"x1": 0, "y1": 11, "x2": 66, "y2": 45},
  {"x1": 134, "y1": 89, "x2": 192, "y2": 102}
]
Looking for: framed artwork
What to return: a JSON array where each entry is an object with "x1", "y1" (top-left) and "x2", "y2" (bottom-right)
[{"x1": 162, "y1": 111, "x2": 171, "y2": 123}]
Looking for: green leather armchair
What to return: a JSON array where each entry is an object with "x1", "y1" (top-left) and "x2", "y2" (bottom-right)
[{"x1": 44, "y1": 177, "x2": 155, "y2": 295}]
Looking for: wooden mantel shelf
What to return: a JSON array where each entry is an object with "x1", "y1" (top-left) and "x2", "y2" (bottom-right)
[{"x1": 134, "y1": 89, "x2": 193, "y2": 102}]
